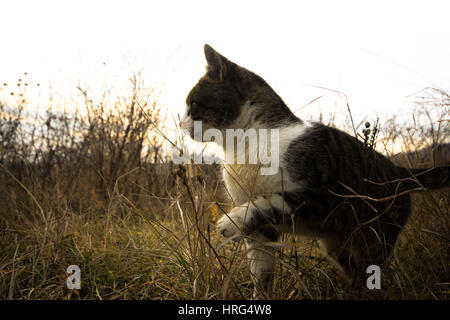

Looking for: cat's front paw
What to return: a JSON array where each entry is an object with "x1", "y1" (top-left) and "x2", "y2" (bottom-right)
[{"x1": 217, "y1": 206, "x2": 249, "y2": 240}]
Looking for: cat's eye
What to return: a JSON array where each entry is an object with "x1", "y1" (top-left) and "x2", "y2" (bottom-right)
[{"x1": 191, "y1": 101, "x2": 198, "y2": 108}]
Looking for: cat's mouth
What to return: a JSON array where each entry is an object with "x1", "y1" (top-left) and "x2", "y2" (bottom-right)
[
  {"x1": 181, "y1": 114, "x2": 208, "y2": 142},
  {"x1": 181, "y1": 115, "x2": 194, "y2": 137},
  {"x1": 181, "y1": 115, "x2": 221, "y2": 144}
]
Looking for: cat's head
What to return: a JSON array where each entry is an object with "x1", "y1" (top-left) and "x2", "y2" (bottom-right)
[{"x1": 183, "y1": 44, "x2": 298, "y2": 141}]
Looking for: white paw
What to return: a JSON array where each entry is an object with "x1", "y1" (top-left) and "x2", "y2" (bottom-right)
[{"x1": 217, "y1": 206, "x2": 250, "y2": 239}]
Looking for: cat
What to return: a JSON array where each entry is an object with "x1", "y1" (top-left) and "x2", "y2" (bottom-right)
[{"x1": 182, "y1": 44, "x2": 449, "y2": 298}]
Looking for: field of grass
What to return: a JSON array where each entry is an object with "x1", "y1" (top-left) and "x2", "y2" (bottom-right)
[{"x1": 0, "y1": 77, "x2": 449, "y2": 300}]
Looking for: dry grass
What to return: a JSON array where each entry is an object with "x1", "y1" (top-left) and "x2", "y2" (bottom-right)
[{"x1": 0, "y1": 77, "x2": 449, "y2": 300}]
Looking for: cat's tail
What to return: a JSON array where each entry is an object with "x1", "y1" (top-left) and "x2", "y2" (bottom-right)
[{"x1": 398, "y1": 165, "x2": 450, "y2": 190}]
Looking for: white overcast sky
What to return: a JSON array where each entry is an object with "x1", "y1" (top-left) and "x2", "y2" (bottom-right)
[{"x1": 1, "y1": 0, "x2": 450, "y2": 126}]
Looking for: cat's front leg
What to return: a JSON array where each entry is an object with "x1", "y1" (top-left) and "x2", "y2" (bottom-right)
[
  {"x1": 217, "y1": 194, "x2": 288, "y2": 299},
  {"x1": 217, "y1": 194, "x2": 291, "y2": 240}
]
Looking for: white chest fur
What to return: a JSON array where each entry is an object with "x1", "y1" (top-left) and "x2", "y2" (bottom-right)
[{"x1": 222, "y1": 122, "x2": 311, "y2": 205}]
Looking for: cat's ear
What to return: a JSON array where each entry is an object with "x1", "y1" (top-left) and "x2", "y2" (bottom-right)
[{"x1": 204, "y1": 44, "x2": 232, "y2": 80}]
